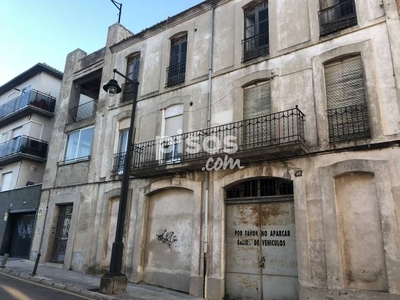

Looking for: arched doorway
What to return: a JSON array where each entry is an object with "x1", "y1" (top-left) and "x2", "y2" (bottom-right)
[{"x1": 225, "y1": 178, "x2": 298, "y2": 299}]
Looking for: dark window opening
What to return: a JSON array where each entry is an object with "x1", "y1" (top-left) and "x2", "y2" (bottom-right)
[
  {"x1": 242, "y1": 1, "x2": 269, "y2": 62},
  {"x1": 166, "y1": 35, "x2": 187, "y2": 87},
  {"x1": 121, "y1": 55, "x2": 140, "y2": 103},
  {"x1": 226, "y1": 178, "x2": 293, "y2": 199},
  {"x1": 319, "y1": 0, "x2": 357, "y2": 36}
]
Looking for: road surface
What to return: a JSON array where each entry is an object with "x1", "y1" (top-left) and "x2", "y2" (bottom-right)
[{"x1": 0, "y1": 272, "x2": 94, "y2": 300}]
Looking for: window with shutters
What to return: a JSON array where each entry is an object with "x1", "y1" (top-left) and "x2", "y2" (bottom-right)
[
  {"x1": 242, "y1": 1, "x2": 269, "y2": 62},
  {"x1": 121, "y1": 54, "x2": 140, "y2": 103},
  {"x1": 325, "y1": 56, "x2": 370, "y2": 142},
  {"x1": 166, "y1": 34, "x2": 187, "y2": 87},
  {"x1": 319, "y1": 0, "x2": 357, "y2": 36},
  {"x1": 242, "y1": 81, "x2": 272, "y2": 148},
  {"x1": 161, "y1": 105, "x2": 183, "y2": 162}
]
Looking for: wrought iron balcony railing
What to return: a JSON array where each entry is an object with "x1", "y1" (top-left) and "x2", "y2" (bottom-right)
[
  {"x1": 242, "y1": 31, "x2": 269, "y2": 62},
  {"x1": 319, "y1": 0, "x2": 357, "y2": 36},
  {"x1": 120, "y1": 81, "x2": 139, "y2": 103},
  {"x1": 67, "y1": 100, "x2": 96, "y2": 125},
  {"x1": 0, "y1": 90, "x2": 56, "y2": 119},
  {"x1": 165, "y1": 61, "x2": 186, "y2": 87},
  {"x1": 0, "y1": 136, "x2": 48, "y2": 160},
  {"x1": 112, "y1": 107, "x2": 305, "y2": 175},
  {"x1": 327, "y1": 103, "x2": 370, "y2": 143}
]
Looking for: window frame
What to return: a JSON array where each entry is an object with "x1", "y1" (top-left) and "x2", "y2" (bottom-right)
[
  {"x1": 166, "y1": 34, "x2": 187, "y2": 87},
  {"x1": 318, "y1": 0, "x2": 358, "y2": 36},
  {"x1": 63, "y1": 126, "x2": 94, "y2": 163},
  {"x1": 242, "y1": 1, "x2": 269, "y2": 62}
]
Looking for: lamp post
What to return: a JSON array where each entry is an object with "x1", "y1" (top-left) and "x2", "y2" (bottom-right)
[{"x1": 100, "y1": 69, "x2": 139, "y2": 295}]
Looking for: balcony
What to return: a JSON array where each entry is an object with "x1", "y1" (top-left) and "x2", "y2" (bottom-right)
[
  {"x1": 327, "y1": 103, "x2": 370, "y2": 143},
  {"x1": 120, "y1": 82, "x2": 139, "y2": 103},
  {"x1": 242, "y1": 31, "x2": 269, "y2": 62},
  {"x1": 165, "y1": 61, "x2": 186, "y2": 87},
  {"x1": 0, "y1": 136, "x2": 48, "y2": 166},
  {"x1": 112, "y1": 107, "x2": 307, "y2": 177},
  {"x1": 319, "y1": 0, "x2": 357, "y2": 36},
  {"x1": 67, "y1": 100, "x2": 96, "y2": 125},
  {"x1": 0, "y1": 90, "x2": 56, "y2": 127}
]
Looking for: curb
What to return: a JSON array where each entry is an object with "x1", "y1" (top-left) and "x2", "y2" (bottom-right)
[{"x1": 0, "y1": 267, "x2": 120, "y2": 300}]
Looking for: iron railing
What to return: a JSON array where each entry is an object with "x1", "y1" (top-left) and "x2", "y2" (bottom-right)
[
  {"x1": 327, "y1": 103, "x2": 370, "y2": 142},
  {"x1": 67, "y1": 100, "x2": 95, "y2": 124},
  {"x1": 0, "y1": 90, "x2": 56, "y2": 119},
  {"x1": 112, "y1": 107, "x2": 305, "y2": 174},
  {"x1": 120, "y1": 81, "x2": 138, "y2": 103},
  {"x1": 319, "y1": 0, "x2": 357, "y2": 36},
  {"x1": 0, "y1": 136, "x2": 48, "y2": 159},
  {"x1": 165, "y1": 61, "x2": 186, "y2": 87},
  {"x1": 242, "y1": 31, "x2": 269, "y2": 62}
]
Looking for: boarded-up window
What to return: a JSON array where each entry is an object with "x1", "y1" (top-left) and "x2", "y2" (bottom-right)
[{"x1": 325, "y1": 56, "x2": 370, "y2": 142}]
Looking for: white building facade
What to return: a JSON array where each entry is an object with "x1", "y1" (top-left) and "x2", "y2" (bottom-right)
[
  {"x1": 0, "y1": 63, "x2": 62, "y2": 259},
  {"x1": 32, "y1": 0, "x2": 400, "y2": 299}
]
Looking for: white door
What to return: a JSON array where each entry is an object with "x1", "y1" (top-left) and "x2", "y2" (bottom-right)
[{"x1": 226, "y1": 200, "x2": 298, "y2": 299}]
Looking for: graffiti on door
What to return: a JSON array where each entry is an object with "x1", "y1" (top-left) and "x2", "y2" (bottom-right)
[{"x1": 17, "y1": 220, "x2": 34, "y2": 239}]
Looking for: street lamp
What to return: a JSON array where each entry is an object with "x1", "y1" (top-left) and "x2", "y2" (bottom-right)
[{"x1": 100, "y1": 69, "x2": 139, "y2": 295}]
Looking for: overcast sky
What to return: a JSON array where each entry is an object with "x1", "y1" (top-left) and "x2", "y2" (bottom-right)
[{"x1": 0, "y1": 0, "x2": 203, "y2": 86}]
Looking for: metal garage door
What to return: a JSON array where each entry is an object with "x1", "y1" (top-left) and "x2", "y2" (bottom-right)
[{"x1": 225, "y1": 179, "x2": 298, "y2": 300}]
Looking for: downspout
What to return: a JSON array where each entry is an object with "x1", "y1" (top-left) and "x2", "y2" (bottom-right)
[{"x1": 204, "y1": 3, "x2": 215, "y2": 298}]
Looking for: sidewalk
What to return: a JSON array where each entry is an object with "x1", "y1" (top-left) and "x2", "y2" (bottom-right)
[{"x1": 0, "y1": 257, "x2": 202, "y2": 300}]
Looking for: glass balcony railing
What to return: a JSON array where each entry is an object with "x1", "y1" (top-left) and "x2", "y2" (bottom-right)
[
  {"x1": 0, "y1": 90, "x2": 56, "y2": 120},
  {"x1": 0, "y1": 136, "x2": 48, "y2": 160},
  {"x1": 67, "y1": 100, "x2": 96, "y2": 125}
]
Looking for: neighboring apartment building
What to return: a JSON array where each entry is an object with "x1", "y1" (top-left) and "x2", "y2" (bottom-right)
[
  {"x1": 31, "y1": 0, "x2": 400, "y2": 299},
  {"x1": 0, "y1": 63, "x2": 62, "y2": 259}
]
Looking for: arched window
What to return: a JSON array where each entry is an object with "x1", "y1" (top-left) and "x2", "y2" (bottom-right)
[{"x1": 226, "y1": 178, "x2": 293, "y2": 200}]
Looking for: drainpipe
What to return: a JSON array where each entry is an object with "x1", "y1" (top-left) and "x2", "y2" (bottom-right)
[{"x1": 204, "y1": 3, "x2": 215, "y2": 298}]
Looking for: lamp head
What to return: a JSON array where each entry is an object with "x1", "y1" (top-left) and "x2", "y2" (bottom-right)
[{"x1": 103, "y1": 79, "x2": 122, "y2": 97}]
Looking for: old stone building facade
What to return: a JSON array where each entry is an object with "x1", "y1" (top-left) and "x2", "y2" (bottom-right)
[{"x1": 31, "y1": 0, "x2": 400, "y2": 299}]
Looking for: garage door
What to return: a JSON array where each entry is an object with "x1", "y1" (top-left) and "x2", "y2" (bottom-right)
[{"x1": 225, "y1": 179, "x2": 298, "y2": 300}]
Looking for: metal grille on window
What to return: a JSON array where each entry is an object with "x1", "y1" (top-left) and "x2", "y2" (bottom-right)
[
  {"x1": 242, "y1": 1, "x2": 269, "y2": 62},
  {"x1": 226, "y1": 178, "x2": 293, "y2": 200},
  {"x1": 319, "y1": 0, "x2": 357, "y2": 36},
  {"x1": 325, "y1": 56, "x2": 370, "y2": 142},
  {"x1": 243, "y1": 81, "x2": 272, "y2": 149}
]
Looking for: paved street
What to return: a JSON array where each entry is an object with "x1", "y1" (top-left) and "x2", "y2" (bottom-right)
[{"x1": 0, "y1": 272, "x2": 95, "y2": 300}]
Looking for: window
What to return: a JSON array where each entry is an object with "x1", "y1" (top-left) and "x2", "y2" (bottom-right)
[
  {"x1": 64, "y1": 127, "x2": 94, "y2": 162},
  {"x1": 242, "y1": 1, "x2": 269, "y2": 62},
  {"x1": 166, "y1": 35, "x2": 187, "y2": 87},
  {"x1": 243, "y1": 81, "x2": 272, "y2": 147},
  {"x1": 226, "y1": 178, "x2": 293, "y2": 200},
  {"x1": 161, "y1": 105, "x2": 183, "y2": 162},
  {"x1": 319, "y1": 0, "x2": 357, "y2": 36},
  {"x1": 325, "y1": 56, "x2": 370, "y2": 142},
  {"x1": 121, "y1": 55, "x2": 140, "y2": 103},
  {"x1": 1, "y1": 172, "x2": 12, "y2": 191},
  {"x1": 115, "y1": 129, "x2": 129, "y2": 175}
]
